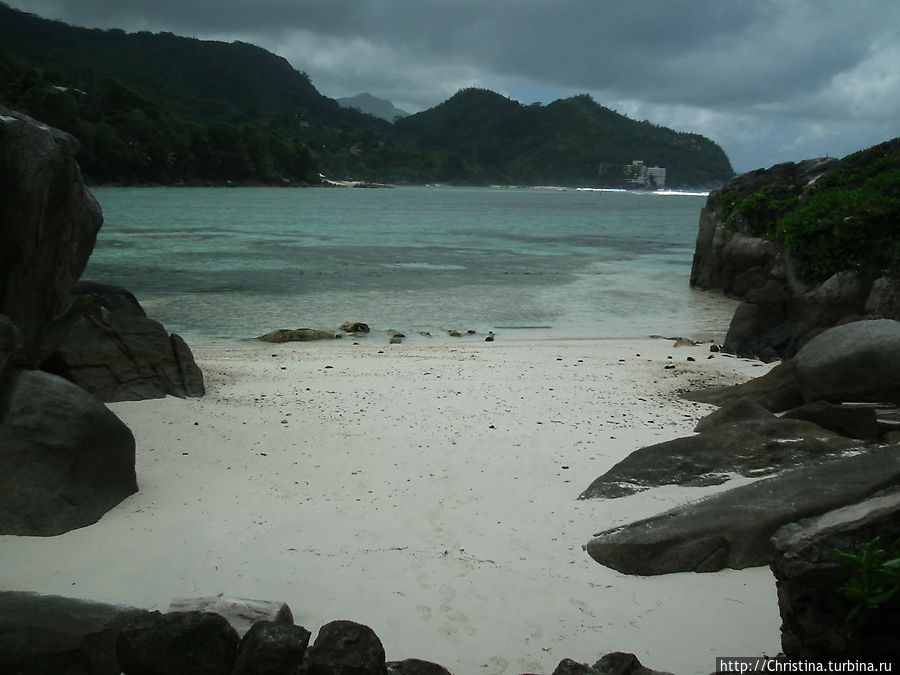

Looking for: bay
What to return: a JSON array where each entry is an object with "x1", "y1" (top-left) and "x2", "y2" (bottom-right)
[{"x1": 85, "y1": 185, "x2": 737, "y2": 345}]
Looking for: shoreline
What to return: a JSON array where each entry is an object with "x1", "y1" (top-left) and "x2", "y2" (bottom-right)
[{"x1": 0, "y1": 337, "x2": 781, "y2": 674}]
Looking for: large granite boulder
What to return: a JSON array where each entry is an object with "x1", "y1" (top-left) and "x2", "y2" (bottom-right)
[
  {"x1": 304, "y1": 620, "x2": 387, "y2": 675},
  {"x1": 585, "y1": 448, "x2": 900, "y2": 575},
  {"x1": 232, "y1": 620, "x2": 311, "y2": 675},
  {"x1": 0, "y1": 106, "x2": 103, "y2": 364},
  {"x1": 116, "y1": 611, "x2": 240, "y2": 675},
  {"x1": 0, "y1": 368, "x2": 137, "y2": 536},
  {"x1": 578, "y1": 417, "x2": 863, "y2": 500},
  {"x1": 43, "y1": 281, "x2": 205, "y2": 402},
  {"x1": 793, "y1": 318, "x2": 900, "y2": 405},
  {"x1": 0, "y1": 591, "x2": 149, "y2": 675},
  {"x1": 685, "y1": 319, "x2": 900, "y2": 413},
  {"x1": 770, "y1": 488, "x2": 900, "y2": 660}
]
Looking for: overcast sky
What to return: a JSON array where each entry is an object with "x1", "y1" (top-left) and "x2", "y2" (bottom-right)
[{"x1": 7, "y1": 0, "x2": 900, "y2": 172}]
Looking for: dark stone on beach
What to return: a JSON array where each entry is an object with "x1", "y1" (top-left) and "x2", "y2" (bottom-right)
[
  {"x1": 304, "y1": 620, "x2": 386, "y2": 675},
  {"x1": 593, "y1": 652, "x2": 673, "y2": 675},
  {"x1": 0, "y1": 591, "x2": 148, "y2": 675},
  {"x1": 42, "y1": 281, "x2": 205, "y2": 402},
  {"x1": 117, "y1": 611, "x2": 240, "y2": 675},
  {"x1": 257, "y1": 329, "x2": 337, "y2": 342},
  {"x1": 552, "y1": 658, "x2": 599, "y2": 675},
  {"x1": 0, "y1": 106, "x2": 103, "y2": 364},
  {"x1": 781, "y1": 401, "x2": 880, "y2": 441},
  {"x1": 578, "y1": 417, "x2": 861, "y2": 500},
  {"x1": 167, "y1": 597, "x2": 294, "y2": 637},
  {"x1": 0, "y1": 368, "x2": 137, "y2": 536},
  {"x1": 232, "y1": 620, "x2": 310, "y2": 675},
  {"x1": 693, "y1": 397, "x2": 774, "y2": 432},
  {"x1": 585, "y1": 449, "x2": 900, "y2": 575},
  {"x1": 770, "y1": 487, "x2": 900, "y2": 660},
  {"x1": 341, "y1": 322, "x2": 371, "y2": 334},
  {"x1": 386, "y1": 658, "x2": 453, "y2": 675}
]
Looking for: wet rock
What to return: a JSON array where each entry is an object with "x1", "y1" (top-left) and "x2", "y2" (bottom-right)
[
  {"x1": 585, "y1": 449, "x2": 900, "y2": 575},
  {"x1": 257, "y1": 329, "x2": 337, "y2": 343},
  {"x1": 578, "y1": 417, "x2": 861, "y2": 499}
]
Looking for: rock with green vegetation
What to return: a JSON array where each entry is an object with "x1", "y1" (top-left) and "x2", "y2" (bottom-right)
[
  {"x1": 691, "y1": 139, "x2": 900, "y2": 360},
  {"x1": 770, "y1": 488, "x2": 900, "y2": 660}
]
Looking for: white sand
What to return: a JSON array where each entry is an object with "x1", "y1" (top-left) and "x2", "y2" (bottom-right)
[{"x1": 1, "y1": 337, "x2": 782, "y2": 674}]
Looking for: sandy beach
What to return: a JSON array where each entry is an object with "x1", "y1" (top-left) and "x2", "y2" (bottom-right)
[{"x1": 1, "y1": 336, "x2": 782, "y2": 674}]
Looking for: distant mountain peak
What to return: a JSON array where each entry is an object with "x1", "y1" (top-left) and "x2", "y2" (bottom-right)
[{"x1": 337, "y1": 93, "x2": 409, "y2": 122}]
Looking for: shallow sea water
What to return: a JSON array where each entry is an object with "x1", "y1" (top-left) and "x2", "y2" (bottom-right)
[{"x1": 85, "y1": 185, "x2": 737, "y2": 345}]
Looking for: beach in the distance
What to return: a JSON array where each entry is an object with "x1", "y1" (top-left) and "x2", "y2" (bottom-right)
[{"x1": 0, "y1": 335, "x2": 782, "y2": 674}]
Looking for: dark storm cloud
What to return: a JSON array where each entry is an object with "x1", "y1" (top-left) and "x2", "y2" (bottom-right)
[{"x1": 6, "y1": 0, "x2": 900, "y2": 171}]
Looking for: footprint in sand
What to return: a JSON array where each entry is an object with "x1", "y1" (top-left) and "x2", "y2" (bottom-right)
[{"x1": 416, "y1": 604, "x2": 432, "y2": 621}]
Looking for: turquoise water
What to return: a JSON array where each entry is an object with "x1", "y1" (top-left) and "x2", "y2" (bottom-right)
[{"x1": 85, "y1": 185, "x2": 737, "y2": 345}]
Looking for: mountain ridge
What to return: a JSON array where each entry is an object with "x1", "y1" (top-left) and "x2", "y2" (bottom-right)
[{"x1": 0, "y1": 2, "x2": 734, "y2": 187}]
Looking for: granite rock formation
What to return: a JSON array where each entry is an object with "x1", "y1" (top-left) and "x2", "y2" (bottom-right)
[
  {"x1": 0, "y1": 106, "x2": 102, "y2": 364},
  {"x1": 690, "y1": 156, "x2": 900, "y2": 360},
  {"x1": 770, "y1": 488, "x2": 900, "y2": 660},
  {"x1": 43, "y1": 281, "x2": 205, "y2": 402},
  {"x1": 0, "y1": 591, "x2": 677, "y2": 675},
  {"x1": 585, "y1": 449, "x2": 900, "y2": 575}
]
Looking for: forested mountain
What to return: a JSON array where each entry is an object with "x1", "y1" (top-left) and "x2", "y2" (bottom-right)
[
  {"x1": 338, "y1": 93, "x2": 410, "y2": 123},
  {"x1": 0, "y1": 2, "x2": 734, "y2": 187}
]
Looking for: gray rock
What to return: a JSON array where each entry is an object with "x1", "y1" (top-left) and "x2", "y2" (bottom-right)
[
  {"x1": 44, "y1": 282, "x2": 205, "y2": 401},
  {"x1": 168, "y1": 596, "x2": 293, "y2": 637},
  {"x1": 770, "y1": 487, "x2": 900, "y2": 660},
  {"x1": 593, "y1": 652, "x2": 673, "y2": 675},
  {"x1": 0, "y1": 591, "x2": 147, "y2": 675},
  {"x1": 116, "y1": 611, "x2": 240, "y2": 675},
  {"x1": 865, "y1": 275, "x2": 900, "y2": 317},
  {"x1": 386, "y1": 659, "x2": 453, "y2": 675},
  {"x1": 232, "y1": 620, "x2": 310, "y2": 675},
  {"x1": 683, "y1": 359, "x2": 803, "y2": 413},
  {"x1": 257, "y1": 329, "x2": 337, "y2": 343},
  {"x1": 693, "y1": 397, "x2": 774, "y2": 432},
  {"x1": 304, "y1": 620, "x2": 386, "y2": 675},
  {"x1": 578, "y1": 417, "x2": 860, "y2": 500},
  {"x1": 0, "y1": 312, "x2": 23, "y2": 377},
  {"x1": 781, "y1": 401, "x2": 880, "y2": 441},
  {"x1": 0, "y1": 368, "x2": 137, "y2": 536},
  {"x1": 585, "y1": 448, "x2": 900, "y2": 575},
  {"x1": 793, "y1": 319, "x2": 900, "y2": 405},
  {"x1": 0, "y1": 106, "x2": 103, "y2": 362}
]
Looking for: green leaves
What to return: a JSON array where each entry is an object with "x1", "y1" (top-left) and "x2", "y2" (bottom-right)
[{"x1": 832, "y1": 536, "x2": 900, "y2": 622}]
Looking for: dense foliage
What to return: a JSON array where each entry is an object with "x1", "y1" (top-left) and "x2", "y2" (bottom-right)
[
  {"x1": 0, "y1": 2, "x2": 734, "y2": 187},
  {"x1": 719, "y1": 139, "x2": 900, "y2": 281}
]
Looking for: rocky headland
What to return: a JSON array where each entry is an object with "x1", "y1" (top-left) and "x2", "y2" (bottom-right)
[{"x1": 690, "y1": 141, "x2": 900, "y2": 362}]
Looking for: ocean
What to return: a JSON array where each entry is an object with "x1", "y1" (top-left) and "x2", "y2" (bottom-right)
[{"x1": 84, "y1": 185, "x2": 738, "y2": 346}]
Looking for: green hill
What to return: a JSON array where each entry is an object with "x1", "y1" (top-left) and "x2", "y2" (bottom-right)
[{"x1": 0, "y1": 2, "x2": 734, "y2": 187}]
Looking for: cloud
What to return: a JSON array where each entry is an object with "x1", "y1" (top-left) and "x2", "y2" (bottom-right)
[{"x1": 6, "y1": 0, "x2": 900, "y2": 172}]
